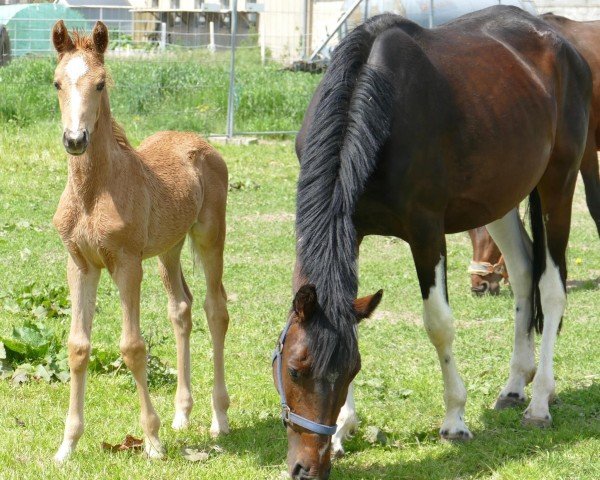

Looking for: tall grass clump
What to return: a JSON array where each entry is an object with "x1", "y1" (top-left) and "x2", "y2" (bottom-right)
[{"x1": 0, "y1": 49, "x2": 322, "y2": 136}]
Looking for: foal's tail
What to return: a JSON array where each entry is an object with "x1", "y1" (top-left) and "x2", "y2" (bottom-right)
[{"x1": 529, "y1": 188, "x2": 545, "y2": 334}]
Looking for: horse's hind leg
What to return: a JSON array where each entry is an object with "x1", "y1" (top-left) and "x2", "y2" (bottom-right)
[
  {"x1": 410, "y1": 221, "x2": 472, "y2": 440},
  {"x1": 332, "y1": 382, "x2": 359, "y2": 458},
  {"x1": 579, "y1": 138, "x2": 600, "y2": 237},
  {"x1": 158, "y1": 241, "x2": 194, "y2": 430},
  {"x1": 190, "y1": 209, "x2": 230, "y2": 436},
  {"x1": 55, "y1": 256, "x2": 100, "y2": 463},
  {"x1": 486, "y1": 208, "x2": 536, "y2": 409}
]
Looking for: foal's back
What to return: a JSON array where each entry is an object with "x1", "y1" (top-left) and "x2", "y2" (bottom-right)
[{"x1": 136, "y1": 131, "x2": 228, "y2": 258}]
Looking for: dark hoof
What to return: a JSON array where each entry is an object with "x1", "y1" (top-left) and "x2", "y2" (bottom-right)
[
  {"x1": 332, "y1": 447, "x2": 345, "y2": 460},
  {"x1": 494, "y1": 393, "x2": 526, "y2": 410},
  {"x1": 522, "y1": 416, "x2": 552, "y2": 428},
  {"x1": 440, "y1": 429, "x2": 473, "y2": 441}
]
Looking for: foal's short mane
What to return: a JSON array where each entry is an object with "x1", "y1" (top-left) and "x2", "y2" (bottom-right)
[{"x1": 296, "y1": 14, "x2": 401, "y2": 377}]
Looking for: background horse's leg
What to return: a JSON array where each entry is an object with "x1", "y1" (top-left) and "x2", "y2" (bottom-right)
[
  {"x1": 579, "y1": 137, "x2": 600, "y2": 237},
  {"x1": 411, "y1": 226, "x2": 471, "y2": 440},
  {"x1": 158, "y1": 241, "x2": 194, "y2": 430},
  {"x1": 111, "y1": 254, "x2": 164, "y2": 458},
  {"x1": 55, "y1": 256, "x2": 100, "y2": 463},
  {"x1": 486, "y1": 208, "x2": 536, "y2": 409},
  {"x1": 332, "y1": 381, "x2": 359, "y2": 458},
  {"x1": 190, "y1": 216, "x2": 230, "y2": 436}
]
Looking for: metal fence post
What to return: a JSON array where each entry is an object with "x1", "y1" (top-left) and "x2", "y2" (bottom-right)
[
  {"x1": 429, "y1": 0, "x2": 434, "y2": 28},
  {"x1": 226, "y1": 0, "x2": 238, "y2": 139},
  {"x1": 363, "y1": 0, "x2": 369, "y2": 23},
  {"x1": 160, "y1": 21, "x2": 166, "y2": 50}
]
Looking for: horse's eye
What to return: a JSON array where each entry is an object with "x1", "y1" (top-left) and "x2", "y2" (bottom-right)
[
  {"x1": 288, "y1": 368, "x2": 299, "y2": 379},
  {"x1": 53, "y1": 81, "x2": 60, "y2": 90},
  {"x1": 96, "y1": 81, "x2": 105, "y2": 91}
]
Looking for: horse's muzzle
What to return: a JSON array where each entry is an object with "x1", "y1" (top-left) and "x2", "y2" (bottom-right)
[{"x1": 63, "y1": 129, "x2": 89, "y2": 155}]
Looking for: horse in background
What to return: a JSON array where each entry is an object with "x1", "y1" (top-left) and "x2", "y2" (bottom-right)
[
  {"x1": 273, "y1": 7, "x2": 591, "y2": 479},
  {"x1": 50, "y1": 21, "x2": 231, "y2": 462},
  {"x1": 469, "y1": 13, "x2": 600, "y2": 295}
]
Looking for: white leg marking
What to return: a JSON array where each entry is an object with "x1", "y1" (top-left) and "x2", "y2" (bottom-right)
[
  {"x1": 487, "y1": 209, "x2": 536, "y2": 408},
  {"x1": 524, "y1": 245, "x2": 564, "y2": 426},
  {"x1": 65, "y1": 56, "x2": 88, "y2": 132},
  {"x1": 424, "y1": 256, "x2": 471, "y2": 440},
  {"x1": 332, "y1": 382, "x2": 359, "y2": 458}
]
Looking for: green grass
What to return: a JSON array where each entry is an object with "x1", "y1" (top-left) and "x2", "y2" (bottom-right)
[
  {"x1": 0, "y1": 51, "x2": 321, "y2": 134},
  {"x1": 0, "y1": 107, "x2": 599, "y2": 477}
]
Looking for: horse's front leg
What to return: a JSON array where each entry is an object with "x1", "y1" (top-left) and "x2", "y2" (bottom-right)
[
  {"x1": 410, "y1": 226, "x2": 472, "y2": 440},
  {"x1": 111, "y1": 254, "x2": 164, "y2": 458},
  {"x1": 55, "y1": 256, "x2": 100, "y2": 463}
]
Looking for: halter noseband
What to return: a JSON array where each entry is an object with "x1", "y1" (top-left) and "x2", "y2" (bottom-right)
[{"x1": 272, "y1": 321, "x2": 338, "y2": 436}]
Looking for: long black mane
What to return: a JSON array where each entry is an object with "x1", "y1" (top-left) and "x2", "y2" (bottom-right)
[{"x1": 296, "y1": 15, "x2": 401, "y2": 376}]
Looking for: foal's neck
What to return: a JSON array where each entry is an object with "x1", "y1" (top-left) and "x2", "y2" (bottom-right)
[{"x1": 66, "y1": 92, "x2": 125, "y2": 209}]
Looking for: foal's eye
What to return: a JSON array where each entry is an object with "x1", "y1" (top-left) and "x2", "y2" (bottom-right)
[
  {"x1": 96, "y1": 81, "x2": 105, "y2": 91},
  {"x1": 288, "y1": 368, "x2": 299, "y2": 380},
  {"x1": 53, "y1": 81, "x2": 60, "y2": 90}
]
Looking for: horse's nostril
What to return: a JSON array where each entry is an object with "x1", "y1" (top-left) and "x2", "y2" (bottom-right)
[{"x1": 291, "y1": 463, "x2": 310, "y2": 479}]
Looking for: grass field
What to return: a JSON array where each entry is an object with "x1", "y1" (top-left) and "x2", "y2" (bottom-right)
[{"x1": 0, "y1": 54, "x2": 599, "y2": 479}]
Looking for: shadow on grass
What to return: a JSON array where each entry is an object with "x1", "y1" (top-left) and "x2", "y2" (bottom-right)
[
  {"x1": 566, "y1": 276, "x2": 600, "y2": 292},
  {"x1": 330, "y1": 382, "x2": 600, "y2": 479}
]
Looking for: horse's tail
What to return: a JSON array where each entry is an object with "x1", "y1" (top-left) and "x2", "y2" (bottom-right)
[
  {"x1": 529, "y1": 187, "x2": 546, "y2": 333},
  {"x1": 296, "y1": 16, "x2": 397, "y2": 327}
]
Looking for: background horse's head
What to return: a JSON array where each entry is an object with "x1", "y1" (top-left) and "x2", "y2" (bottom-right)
[
  {"x1": 51, "y1": 20, "x2": 109, "y2": 155},
  {"x1": 273, "y1": 284, "x2": 381, "y2": 479}
]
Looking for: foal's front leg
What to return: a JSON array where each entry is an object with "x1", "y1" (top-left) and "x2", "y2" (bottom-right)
[
  {"x1": 111, "y1": 254, "x2": 164, "y2": 458},
  {"x1": 55, "y1": 256, "x2": 100, "y2": 463},
  {"x1": 411, "y1": 233, "x2": 472, "y2": 440}
]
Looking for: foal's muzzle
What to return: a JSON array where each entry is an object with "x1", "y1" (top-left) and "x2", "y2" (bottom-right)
[{"x1": 63, "y1": 128, "x2": 89, "y2": 155}]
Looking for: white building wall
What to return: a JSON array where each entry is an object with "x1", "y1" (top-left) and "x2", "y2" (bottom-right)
[{"x1": 532, "y1": 0, "x2": 600, "y2": 20}]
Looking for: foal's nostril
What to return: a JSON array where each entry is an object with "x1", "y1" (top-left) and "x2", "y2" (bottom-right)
[{"x1": 63, "y1": 129, "x2": 89, "y2": 155}]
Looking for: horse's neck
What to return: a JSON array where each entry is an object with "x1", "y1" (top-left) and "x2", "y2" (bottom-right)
[{"x1": 66, "y1": 93, "x2": 123, "y2": 210}]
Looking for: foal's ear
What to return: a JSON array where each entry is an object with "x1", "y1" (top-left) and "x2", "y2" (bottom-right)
[
  {"x1": 354, "y1": 290, "x2": 383, "y2": 322},
  {"x1": 293, "y1": 284, "x2": 318, "y2": 322},
  {"x1": 92, "y1": 21, "x2": 109, "y2": 55},
  {"x1": 52, "y1": 20, "x2": 75, "y2": 57}
]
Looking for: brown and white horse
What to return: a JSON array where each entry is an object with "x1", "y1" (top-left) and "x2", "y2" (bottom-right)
[
  {"x1": 469, "y1": 13, "x2": 600, "y2": 295},
  {"x1": 50, "y1": 21, "x2": 231, "y2": 462},
  {"x1": 273, "y1": 7, "x2": 591, "y2": 479}
]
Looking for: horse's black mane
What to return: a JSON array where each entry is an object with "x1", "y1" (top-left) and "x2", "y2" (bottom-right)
[{"x1": 296, "y1": 14, "x2": 401, "y2": 377}]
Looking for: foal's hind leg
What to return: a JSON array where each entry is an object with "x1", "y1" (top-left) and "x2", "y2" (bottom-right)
[
  {"x1": 158, "y1": 241, "x2": 194, "y2": 430},
  {"x1": 190, "y1": 215, "x2": 230, "y2": 436},
  {"x1": 579, "y1": 138, "x2": 600, "y2": 237},
  {"x1": 332, "y1": 382, "x2": 359, "y2": 458},
  {"x1": 486, "y1": 209, "x2": 536, "y2": 409},
  {"x1": 410, "y1": 226, "x2": 471, "y2": 440}
]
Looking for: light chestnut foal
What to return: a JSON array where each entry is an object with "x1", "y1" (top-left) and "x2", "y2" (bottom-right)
[{"x1": 51, "y1": 20, "x2": 230, "y2": 462}]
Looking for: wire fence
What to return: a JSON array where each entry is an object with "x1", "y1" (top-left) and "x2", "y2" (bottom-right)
[{"x1": 0, "y1": 0, "x2": 598, "y2": 137}]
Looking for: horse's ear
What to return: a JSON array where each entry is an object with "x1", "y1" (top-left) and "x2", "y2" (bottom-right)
[
  {"x1": 293, "y1": 284, "x2": 318, "y2": 322},
  {"x1": 92, "y1": 21, "x2": 109, "y2": 55},
  {"x1": 52, "y1": 20, "x2": 75, "y2": 57},
  {"x1": 354, "y1": 290, "x2": 383, "y2": 322}
]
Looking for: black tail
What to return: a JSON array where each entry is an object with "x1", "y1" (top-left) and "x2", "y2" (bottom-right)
[
  {"x1": 296, "y1": 15, "x2": 398, "y2": 375},
  {"x1": 529, "y1": 188, "x2": 545, "y2": 334}
]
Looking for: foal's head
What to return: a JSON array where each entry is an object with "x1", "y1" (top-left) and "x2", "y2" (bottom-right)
[
  {"x1": 51, "y1": 20, "x2": 109, "y2": 155},
  {"x1": 273, "y1": 285, "x2": 381, "y2": 479}
]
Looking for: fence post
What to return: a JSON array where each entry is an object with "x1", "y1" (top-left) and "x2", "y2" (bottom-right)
[
  {"x1": 226, "y1": 0, "x2": 238, "y2": 139},
  {"x1": 429, "y1": 0, "x2": 434, "y2": 28},
  {"x1": 260, "y1": 15, "x2": 266, "y2": 66},
  {"x1": 363, "y1": 0, "x2": 369, "y2": 23},
  {"x1": 209, "y1": 21, "x2": 216, "y2": 53},
  {"x1": 160, "y1": 21, "x2": 167, "y2": 50}
]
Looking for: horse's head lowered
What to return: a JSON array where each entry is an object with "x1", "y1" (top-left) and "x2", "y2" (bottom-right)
[
  {"x1": 273, "y1": 284, "x2": 382, "y2": 479},
  {"x1": 51, "y1": 20, "x2": 109, "y2": 155}
]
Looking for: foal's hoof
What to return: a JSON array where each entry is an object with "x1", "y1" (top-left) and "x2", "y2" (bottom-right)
[
  {"x1": 495, "y1": 393, "x2": 526, "y2": 410},
  {"x1": 144, "y1": 440, "x2": 165, "y2": 459},
  {"x1": 171, "y1": 412, "x2": 190, "y2": 431},
  {"x1": 332, "y1": 445, "x2": 345, "y2": 459},
  {"x1": 54, "y1": 444, "x2": 73, "y2": 464},
  {"x1": 210, "y1": 415, "x2": 230, "y2": 437},
  {"x1": 522, "y1": 412, "x2": 552, "y2": 428}
]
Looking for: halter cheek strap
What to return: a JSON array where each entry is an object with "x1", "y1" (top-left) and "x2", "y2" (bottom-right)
[{"x1": 272, "y1": 322, "x2": 338, "y2": 437}]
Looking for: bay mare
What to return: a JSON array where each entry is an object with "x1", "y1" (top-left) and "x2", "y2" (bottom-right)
[
  {"x1": 50, "y1": 21, "x2": 230, "y2": 462},
  {"x1": 274, "y1": 7, "x2": 591, "y2": 479},
  {"x1": 469, "y1": 12, "x2": 600, "y2": 295}
]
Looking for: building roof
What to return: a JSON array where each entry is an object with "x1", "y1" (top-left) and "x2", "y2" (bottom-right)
[{"x1": 58, "y1": 0, "x2": 133, "y2": 8}]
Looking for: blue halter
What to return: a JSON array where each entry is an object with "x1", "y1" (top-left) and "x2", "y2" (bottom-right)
[{"x1": 272, "y1": 321, "x2": 338, "y2": 436}]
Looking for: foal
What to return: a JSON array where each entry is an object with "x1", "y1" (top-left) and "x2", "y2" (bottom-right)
[{"x1": 51, "y1": 21, "x2": 230, "y2": 462}]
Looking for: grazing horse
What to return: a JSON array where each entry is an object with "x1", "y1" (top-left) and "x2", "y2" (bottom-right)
[
  {"x1": 50, "y1": 21, "x2": 230, "y2": 462},
  {"x1": 469, "y1": 12, "x2": 600, "y2": 295},
  {"x1": 272, "y1": 7, "x2": 591, "y2": 479}
]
